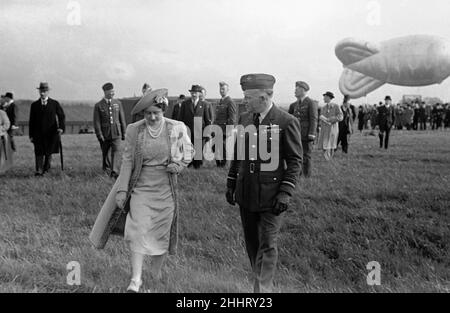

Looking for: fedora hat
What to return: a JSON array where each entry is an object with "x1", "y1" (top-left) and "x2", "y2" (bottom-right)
[
  {"x1": 4, "y1": 92, "x2": 13, "y2": 100},
  {"x1": 189, "y1": 85, "x2": 203, "y2": 93},
  {"x1": 37, "y1": 82, "x2": 50, "y2": 91},
  {"x1": 323, "y1": 91, "x2": 335, "y2": 99},
  {"x1": 131, "y1": 88, "x2": 168, "y2": 116},
  {"x1": 385, "y1": 95, "x2": 392, "y2": 101}
]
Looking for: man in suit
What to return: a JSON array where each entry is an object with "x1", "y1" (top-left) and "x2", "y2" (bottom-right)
[
  {"x1": 29, "y1": 82, "x2": 65, "y2": 176},
  {"x1": 337, "y1": 95, "x2": 354, "y2": 154},
  {"x1": 178, "y1": 85, "x2": 212, "y2": 169},
  {"x1": 171, "y1": 94, "x2": 185, "y2": 121},
  {"x1": 226, "y1": 73, "x2": 303, "y2": 293},
  {"x1": 2, "y1": 92, "x2": 18, "y2": 151},
  {"x1": 376, "y1": 96, "x2": 396, "y2": 149},
  {"x1": 288, "y1": 81, "x2": 317, "y2": 177},
  {"x1": 214, "y1": 81, "x2": 238, "y2": 167},
  {"x1": 93, "y1": 82, "x2": 126, "y2": 178}
]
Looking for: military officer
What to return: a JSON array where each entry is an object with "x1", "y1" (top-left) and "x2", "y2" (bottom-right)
[
  {"x1": 288, "y1": 81, "x2": 318, "y2": 177},
  {"x1": 226, "y1": 73, "x2": 303, "y2": 293},
  {"x1": 214, "y1": 81, "x2": 238, "y2": 167},
  {"x1": 93, "y1": 82, "x2": 126, "y2": 178}
]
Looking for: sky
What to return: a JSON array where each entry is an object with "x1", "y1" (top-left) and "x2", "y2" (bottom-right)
[{"x1": 1, "y1": 0, "x2": 450, "y2": 105}]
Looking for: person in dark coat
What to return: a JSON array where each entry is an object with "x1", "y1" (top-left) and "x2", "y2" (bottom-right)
[
  {"x1": 29, "y1": 82, "x2": 65, "y2": 176},
  {"x1": 357, "y1": 105, "x2": 365, "y2": 132},
  {"x1": 171, "y1": 95, "x2": 185, "y2": 121},
  {"x1": 418, "y1": 102, "x2": 427, "y2": 130},
  {"x1": 337, "y1": 95, "x2": 354, "y2": 153},
  {"x1": 288, "y1": 81, "x2": 317, "y2": 177},
  {"x1": 93, "y1": 83, "x2": 126, "y2": 178},
  {"x1": 177, "y1": 85, "x2": 212, "y2": 169},
  {"x1": 376, "y1": 96, "x2": 395, "y2": 149},
  {"x1": 2, "y1": 92, "x2": 18, "y2": 151},
  {"x1": 214, "y1": 81, "x2": 238, "y2": 167},
  {"x1": 226, "y1": 73, "x2": 303, "y2": 293}
]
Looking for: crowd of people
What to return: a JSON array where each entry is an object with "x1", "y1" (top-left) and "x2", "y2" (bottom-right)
[
  {"x1": 1, "y1": 76, "x2": 449, "y2": 293},
  {"x1": 356, "y1": 101, "x2": 450, "y2": 133}
]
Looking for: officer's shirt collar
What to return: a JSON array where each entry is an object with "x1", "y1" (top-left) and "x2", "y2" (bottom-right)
[{"x1": 259, "y1": 102, "x2": 273, "y2": 123}]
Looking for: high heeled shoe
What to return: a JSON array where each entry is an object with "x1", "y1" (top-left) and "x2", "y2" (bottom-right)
[{"x1": 126, "y1": 278, "x2": 142, "y2": 293}]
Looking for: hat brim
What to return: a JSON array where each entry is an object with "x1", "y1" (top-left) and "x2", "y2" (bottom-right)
[
  {"x1": 131, "y1": 88, "x2": 168, "y2": 116},
  {"x1": 37, "y1": 87, "x2": 50, "y2": 91}
]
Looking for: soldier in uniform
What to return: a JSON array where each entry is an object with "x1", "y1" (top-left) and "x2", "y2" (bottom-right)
[
  {"x1": 226, "y1": 73, "x2": 303, "y2": 293},
  {"x1": 29, "y1": 82, "x2": 65, "y2": 176},
  {"x1": 376, "y1": 96, "x2": 396, "y2": 149},
  {"x1": 214, "y1": 81, "x2": 238, "y2": 167},
  {"x1": 93, "y1": 82, "x2": 126, "y2": 178},
  {"x1": 288, "y1": 81, "x2": 317, "y2": 177}
]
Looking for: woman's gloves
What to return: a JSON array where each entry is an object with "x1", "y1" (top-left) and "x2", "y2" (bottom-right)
[
  {"x1": 166, "y1": 163, "x2": 179, "y2": 174},
  {"x1": 116, "y1": 191, "x2": 127, "y2": 209}
]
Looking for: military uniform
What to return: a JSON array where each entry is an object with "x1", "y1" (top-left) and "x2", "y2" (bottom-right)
[
  {"x1": 227, "y1": 74, "x2": 303, "y2": 293},
  {"x1": 214, "y1": 95, "x2": 237, "y2": 167},
  {"x1": 93, "y1": 98, "x2": 126, "y2": 174},
  {"x1": 288, "y1": 93, "x2": 318, "y2": 177}
]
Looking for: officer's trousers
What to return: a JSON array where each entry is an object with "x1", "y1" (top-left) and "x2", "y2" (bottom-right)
[
  {"x1": 100, "y1": 138, "x2": 121, "y2": 174},
  {"x1": 301, "y1": 140, "x2": 313, "y2": 177},
  {"x1": 239, "y1": 207, "x2": 282, "y2": 293}
]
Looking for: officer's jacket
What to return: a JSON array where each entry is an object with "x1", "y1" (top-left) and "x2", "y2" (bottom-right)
[
  {"x1": 93, "y1": 98, "x2": 126, "y2": 141},
  {"x1": 227, "y1": 105, "x2": 303, "y2": 212},
  {"x1": 288, "y1": 97, "x2": 318, "y2": 141},
  {"x1": 214, "y1": 96, "x2": 238, "y2": 132}
]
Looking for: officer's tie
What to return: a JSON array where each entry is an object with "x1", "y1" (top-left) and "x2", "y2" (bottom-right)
[{"x1": 253, "y1": 113, "x2": 261, "y2": 129}]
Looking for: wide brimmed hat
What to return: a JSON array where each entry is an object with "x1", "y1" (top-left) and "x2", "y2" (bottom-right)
[
  {"x1": 189, "y1": 85, "x2": 203, "y2": 93},
  {"x1": 131, "y1": 88, "x2": 168, "y2": 116},
  {"x1": 37, "y1": 82, "x2": 50, "y2": 91},
  {"x1": 323, "y1": 91, "x2": 335, "y2": 99},
  {"x1": 385, "y1": 95, "x2": 392, "y2": 101},
  {"x1": 4, "y1": 92, "x2": 13, "y2": 99}
]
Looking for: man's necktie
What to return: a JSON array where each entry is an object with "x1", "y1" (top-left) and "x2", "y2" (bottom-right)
[{"x1": 253, "y1": 113, "x2": 261, "y2": 129}]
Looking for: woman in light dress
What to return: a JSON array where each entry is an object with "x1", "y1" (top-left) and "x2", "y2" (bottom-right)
[
  {"x1": 317, "y1": 92, "x2": 343, "y2": 160},
  {"x1": 113, "y1": 89, "x2": 193, "y2": 292},
  {"x1": 0, "y1": 109, "x2": 13, "y2": 174}
]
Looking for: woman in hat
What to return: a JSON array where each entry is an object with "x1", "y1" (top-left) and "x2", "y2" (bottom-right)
[
  {"x1": 317, "y1": 92, "x2": 343, "y2": 160},
  {"x1": 113, "y1": 89, "x2": 194, "y2": 292},
  {"x1": 0, "y1": 109, "x2": 13, "y2": 174}
]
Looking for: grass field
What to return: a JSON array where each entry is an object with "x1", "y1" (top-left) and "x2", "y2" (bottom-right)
[{"x1": 0, "y1": 129, "x2": 449, "y2": 293}]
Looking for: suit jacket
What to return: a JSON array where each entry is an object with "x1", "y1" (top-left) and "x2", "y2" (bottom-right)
[
  {"x1": 376, "y1": 105, "x2": 395, "y2": 130},
  {"x1": 178, "y1": 98, "x2": 212, "y2": 140},
  {"x1": 93, "y1": 98, "x2": 126, "y2": 141},
  {"x1": 339, "y1": 104, "x2": 354, "y2": 135},
  {"x1": 29, "y1": 98, "x2": 65, "y2": 139},
  {"x1": 289, "y1": 97, "x2": 318, "y2": 141},
  {"x1": 89, "y1": 118, "x2": 194, "y2": 254},
  {"x1": 172, "y1": 102, "x2": 182, "y2": 121},
  {"x1": 227, "y1": 105, "x2": 303, "y2": 213},
  {"x1": 214, "y1": 96, "x2": 238, "y2": 134},
  {"x1": 4, "y1": 103, "x2": 17, "y2": 130}
]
